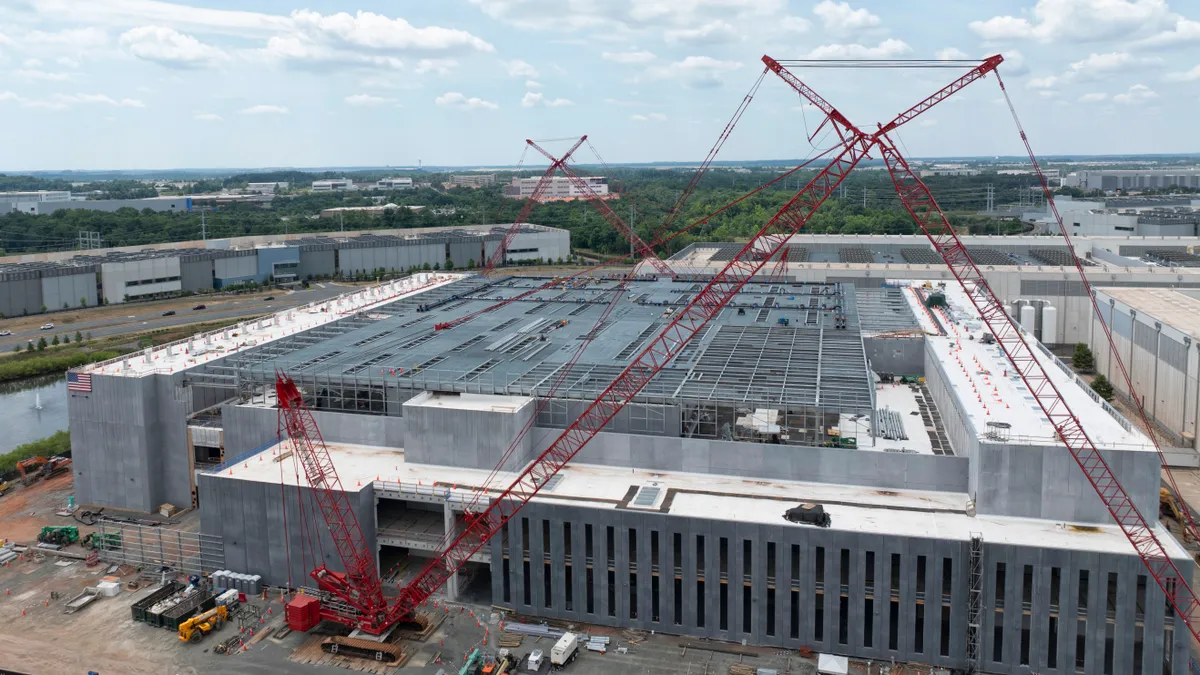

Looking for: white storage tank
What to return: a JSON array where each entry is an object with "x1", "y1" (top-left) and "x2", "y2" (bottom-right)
[
  {"x1": 1041, "y1": 305, "x2": 1058, "y2": 344},
  {"x1": 1003, "y1": 304, "x2": 1013, "y2": 320},
  {"x1": 1020, "y1": 304, "x2": 1037, "y2": 333}
]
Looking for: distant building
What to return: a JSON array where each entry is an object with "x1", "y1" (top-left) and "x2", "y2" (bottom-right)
[
  {"x1": 918, "y1": 168, "x2": 980, "y2": 177},
  {"x1": 1063, "y1": 169, "x2": 1200, "y2": 191},
  {"x1": 376, "y1": 177, "x2": 414, "y2": 190},
  {"x1": 447, "y1": 174, "x2": 496, "y2": 189},
  {"x1": 503, "y1": 175, "x2": 611, "y2": 202},
  {"x1": 311, "y1": 179, "x2": 357, "y2": 192},
  {"x1": 319, "y1": 204, "x2": 425, "y2": 218},
  {"x1": 245, "y1": 182, "x2": 288, "y2": 194}
]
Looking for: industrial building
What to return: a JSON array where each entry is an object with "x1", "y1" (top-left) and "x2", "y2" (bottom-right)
[
  {"x1": 1063, "y1": 169, "x2": 1200, "y2": 191},
  {"x1": 65, "y1": 265, "x2": 1191, "y2": 674},
  {"x1": 311, "y1": 179, "x2": 357, "y2": 192},
  {"x1": 0, "y1": 189, "x2": 191, "y2": 215},
  {"x1": 503, "y1": 175, "x2": 612, "y2": 202},
  {"x1": 1088, "y1": 287, "x2": 1200, "y2": 451},
  {"x1": 376, "y1": 177, "x2": 414, "y2": 190},
  {"x1": 0, "y1": 224, "x2": 569, "y2": 316},
  {"x1": 447, "y1": 174, "x2": 496, "y2": 189}
]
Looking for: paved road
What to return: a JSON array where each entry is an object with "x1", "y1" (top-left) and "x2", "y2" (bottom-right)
[{"x1": 0, "y1": 283, "x2": 350, "y2": 351}]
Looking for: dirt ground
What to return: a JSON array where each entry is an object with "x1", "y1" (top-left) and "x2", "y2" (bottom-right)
[
  {"x1": 0, "y1": 290, "x2": 279, "y2": 334},
  {"x1": 0, "y1": 472, "x2": 79, "y2": 543}
]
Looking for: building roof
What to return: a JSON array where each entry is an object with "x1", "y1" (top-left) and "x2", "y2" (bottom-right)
[{"x1": 1098, "y1": 287, "x2": 1200, "y2": 340}]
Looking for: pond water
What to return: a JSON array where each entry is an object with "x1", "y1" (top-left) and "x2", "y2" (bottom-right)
[{"x1": 0, "y1": 374, "x2": 68, "y2": 453}]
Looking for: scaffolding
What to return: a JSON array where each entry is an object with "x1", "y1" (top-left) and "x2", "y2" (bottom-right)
[
  {"x1": 94, "y1": 522, "x2": 225, "y2": 576},
  {"x1": 967, "y1": 533, "x2": 984, "y2": 674}
]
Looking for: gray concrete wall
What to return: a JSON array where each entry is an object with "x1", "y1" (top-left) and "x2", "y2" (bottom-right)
[
  {"x1": 199, "y1": 473, "x2": 376, "y2": 587},
  {"x1": 864, "y1": 336, "x2": 926, "y2": 376},
  {"x1": 448, "y1": 241, "x2": 485, "y2": 269},
  {"x1": 300, "y1": 249, "x2": 336, "y2": 279},
  {"x1": 41, "y1": 272, "x2": 96, "y2": 311},
  {"x1": 403, "y1": 393, "x2": 535, "y2": 471},
  {"x1": 69, "y1": 372, "x2": 193, "y2": 512},
  {"x1": 180, "y1": 259, "x2": 213, "y2": 292},
  {"x1": 0, "y1": 275, "x2": 42, "y2": 316},
  {"x1": 489, "y1": 500, "x2": 1192, "y2": 674},
  {"x1": 221, "y1": 403, "x2": 406, "y2": 457}
]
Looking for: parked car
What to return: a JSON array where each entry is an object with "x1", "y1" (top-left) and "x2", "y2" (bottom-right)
[
  {"x1": 40, "y1": 323, "x2": 54, "y2": 330},
  {"x1": 162, "y1": 310, "x2": 176, "y2": 316},
  {"x1": 0, "y1": 329, "x2": 12, "y2": 336},
  {"x1": 192, "y1": 305, "x2": 206, "y2": 311}
]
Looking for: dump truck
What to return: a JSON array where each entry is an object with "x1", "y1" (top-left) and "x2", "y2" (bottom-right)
[
  {"x1": 784, "y1": 503, "x2": 831, "y2": 528},
  {"x1": 550, "y1": 633, "x2": 580, "y2": 668},
  {"x1": 178, "y1": 604, "x2": 228, "y2": 644}
]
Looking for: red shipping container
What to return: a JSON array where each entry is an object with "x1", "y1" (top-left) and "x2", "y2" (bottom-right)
[{"x1": 286, "y1": 595, "x2": 321, "y2": 632}]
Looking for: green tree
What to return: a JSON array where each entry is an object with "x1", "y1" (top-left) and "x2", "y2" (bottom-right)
[
  {"x1": 75, "y1": 330, "x2": 82, "y2": 343},
  {"x1": 85, "y1": 332, "x2": 92, "y2": 341},
  {"x1": 51, "y1": 334, "x2": 59, "y2": 346},
  {"x1": 79, "y1": 297, "x2": 87, "y2": 307},
  {"x1": 63, "y1": 334, "x2": 70, "y2": 344},
  {"x1": 39, "y1": 305, "x2": 46, "y2": 313},
  {"x1": 466, "y1": 257, "x2": 476, "y2": 269},
  {"x1": 433, "y1": 262, "x2": 441, "y2": 270},
  {"x1": 12, "y1": 345, "x2": 19, "y2": 352},
  {"x1": 1073, "y1": 343, "x2": 1095, "y2": 373},
  {"x1": 1091, "y1": 374, "x2": 1114, "y2": 401},
  {"x1": 36, "y1": 337, "x2": 47, "y2": 351},
  {"x1": 444, "y1": 259, "x2": 455, "y2": 270},
  {"x1": 422, "y1": 261, "x2": 431, "y2": 271}
]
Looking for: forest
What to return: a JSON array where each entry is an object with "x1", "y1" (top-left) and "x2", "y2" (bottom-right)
[{"x1": 0, "y1": 166, "x2": 1039, "y2": 258}]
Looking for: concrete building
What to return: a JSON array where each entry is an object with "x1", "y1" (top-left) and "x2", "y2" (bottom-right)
[
  {"x1": 448, "y1": 174, "x2": 496, "y2": 189},
  {"x1": 503, "y1": 176, "x2": 611, "y2": 201},
  {"x1": 1063, "y1": 169, "x2": 1200, "y2": 191},
  {"x1": 0, "y1": 189, "x2": 189, "y2": 215},
  {"x1": 318, "y1": 204, "x2": 424, "y2": 219},
  {"x1": 1089, "y1": 287, "x2": 1200, "y2": 451},
  {"x1": 376, "y1": 178, "x2": 414, "y2": 190},
  {"x1": 245, "y1": 182, "x2": 288, "y2": 194},
  {"x1": 311, "y1": 179, "x2": 357, "y2": 192},
  {"x1": 66, "y1": 270, "x2": 1191, "y2": 674},
  {"x1": 0, "y1": 224, "x2": 570, "y2": 312}
]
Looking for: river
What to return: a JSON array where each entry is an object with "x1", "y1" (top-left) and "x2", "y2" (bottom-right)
[{"x1": 0, "y1": 374, "x2": 68, "y2": 453}]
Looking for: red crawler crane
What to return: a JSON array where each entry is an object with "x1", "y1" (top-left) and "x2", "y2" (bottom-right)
[{"x1": 479, "y1": 136, "x2": 587, "y2": 276}]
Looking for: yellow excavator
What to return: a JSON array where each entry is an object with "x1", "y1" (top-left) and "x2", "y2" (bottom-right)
[
  {"x1": 1160, "y1": 487, "x2": 1195, "y2": 544},
  {"x1": 178, "y1": 604, "x2": 228, "y2": 644}
]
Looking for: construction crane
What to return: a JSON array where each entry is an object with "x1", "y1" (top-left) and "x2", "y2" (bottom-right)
[
  {"x1": 763, "y1": 54, "x2": 1200, "y2": 642},
  {"x1": 478, "y1": 136, "x2": 587, "y2": 276}
]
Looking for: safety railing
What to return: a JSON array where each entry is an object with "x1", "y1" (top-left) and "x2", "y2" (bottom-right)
[{"x1": 205, "y1": 436, "x2": 281, "y2": 474}]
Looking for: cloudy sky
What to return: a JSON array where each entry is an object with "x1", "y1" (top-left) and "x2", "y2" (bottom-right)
[{"x1": 0, "y1": 0, "x2": 1197, "y2": 170}]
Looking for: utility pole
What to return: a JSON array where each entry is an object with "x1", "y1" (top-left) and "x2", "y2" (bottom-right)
[
  {"x1": 201, "y1": 211, "x2": 207, "y2": 242},
  {"x1": 862, "y1": 186, "x2": 867, "y2": 209},
  {"x1": 630, "y1": 203, "x2": 636, "y2": 259},
  {"x1": 985, "y1": 184, "x2": 995, "y2": 213},
  {"x1": 339, "y1": 210, "x2": 344, "y2": 233}
]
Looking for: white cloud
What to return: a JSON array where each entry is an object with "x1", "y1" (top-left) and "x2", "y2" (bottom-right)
[
  {"x1": 1079, "y1": 92, "x2": 1108, "y2": 102},
  {"x1": 968, "y1": 0, "x2": 1174, "y2": 43},
  {"x1": 1113, "y1": 83, "x2": 1157, "y2": 104},
  {"x1": 646, "y1": 55, "x2": 742, "y2": 88},
  {"x1": 345, "y1": 93, "x2": 395, "y2": 106},
  {"x1": 2, "y1": 92, "x2": 146, "y2": 110},
  {"x1": 664, "y1": 20, "x2": 738, "y2": 45},
  {"x1": 805, "y1": 39, "x2": 911, "y2": 59},
  {"x1": 466, "y1": 0, "x2": 783, "y2": 33},
  {"x1": 24, "y1": 58, "x2": 43, "y2": 68},
  {"x1": 28, "y1": 0, "x2": 292, "y2": 37},
  {"x1": 936, "y1": 47, "x2": 970, "y2": 60},
  {"x1": 813, "y1": 1, "x2": 881, "y2": 35},
  {"x1": 260, "y1": 35, "x2": 404, "y2": 70},
  {"x1": 1136, "y1": 16, "x2": 1200, "y2": 48},
  {"x1": 781, "y1": 16, "x2": 812, "y2": 33},
  {"x1": 15, "y1": 69, "x2": 70, "y2": 81},
  {"x1": 287, "y1": 10, "x2": 493, "y2": 53},
  {"x1": 525, "y1": 79, "x2": 542, "y2": 88},
  {"x1": 632, "y1": 112, "x2": 668, "y2": 122},
  {"x1": 917, "y1": 118, "x2": 938, "y2": 128},
  {"x1": 504, "y1": 59, "x2": 538, "y2": 77},
  {"x1": 240, "y1": 104, "x2": 289, "y2": 114},
  {"x1": 999, "y1": 49, "x2": 1029, "y2": 76},
  {"x1": 435, "y1": 91, "x2": 498, "y2": 110},
  {"x1": 194, "y1": 112, "x2": 223, "y2": 121},
  {"x1": 24, "y1": 27, "x2": 109, "y2": 48},
  {"x1": 521, "y1": 91, "x2": 573, "y2": 107},
  {"x1": 1065, "y1": 51, "x2": 1160, "y2": 80},
  {"x1": 602, "y1": 50, "x2": 656, "y2": 64},
  {"x1": 1026, "y1": 75, "x2": 1060, "y2": 89},
  {"x1": 415, "y1": 58, "x2": 457, "y2": 75},
  {"x1": 120, "y1": 25, "x2": 229, "y2": 69},
  {"x1": 56, "y1": 56, "x2": 80, "y2": 68},
  {"x1": 1165, "y1": 64, "x2": 1200, "y2": 81}
]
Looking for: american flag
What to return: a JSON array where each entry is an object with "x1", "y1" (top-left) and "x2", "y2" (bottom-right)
[{"x1": 67, "y1": 371, "x2": 92, "y2": 393}]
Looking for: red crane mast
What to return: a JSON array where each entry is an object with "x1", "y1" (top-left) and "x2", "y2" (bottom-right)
[{"x1": 479, "y1": 136, "x2": 587, "y2": 276}]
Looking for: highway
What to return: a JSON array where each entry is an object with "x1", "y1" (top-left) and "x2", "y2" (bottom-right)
[{"x1": 0, "y1": 283, "x2": 351, "y2": 351}]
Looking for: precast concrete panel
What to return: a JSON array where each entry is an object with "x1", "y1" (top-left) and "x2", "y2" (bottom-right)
[
  {"x1": 180, "y1": 259, "x2": 213, "y2": 292},
  {"x1": 69, "y1": 373, "x2": 155, "y2": 511},
  {"x1": 220, "y1": 403, "x2": 405, "y2": 456},
  {"x1": 299, "y1": 249, "x2": 336, "y2": 279},
  {"x1": 214, "y1": 255, "x2": 257, "y2": 284},
  {"x1": 41, "y1": 272, "x2": 97, "y2": 311},
  {"x1": 403, "y1": 392, "x2": 534, "y2": 470},
  {"x1": 448, "y1": 241, "x2": 483, "y2": 268},
  {"x1": 0, "y1": 276, "x2": 43, "y2": 316}
]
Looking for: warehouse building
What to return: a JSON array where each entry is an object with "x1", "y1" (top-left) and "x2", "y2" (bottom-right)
[
  {"x1": 1089, "y1": 287, "x2": 1200, "y2": 451},
  {"x1": 66, "y1": 269, "x2": 1190, "y2": 674},
  {"x1": 0, "y1": 224, "x2": 569, "y2": 313}
]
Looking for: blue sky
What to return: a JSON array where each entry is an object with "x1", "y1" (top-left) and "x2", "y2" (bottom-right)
[{"x1": 0, "y1": 0, "x2": 1197, "y2": 170}]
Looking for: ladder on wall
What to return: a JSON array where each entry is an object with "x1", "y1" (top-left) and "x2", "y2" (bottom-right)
[{"x1": 967, "y1": 533, "x2": 984, "y2": 674}]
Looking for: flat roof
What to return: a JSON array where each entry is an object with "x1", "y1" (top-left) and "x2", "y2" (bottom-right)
[
  {"x1": 898, "y1": 281, "x2": 1150, "y2": 451},
  {"x1": 1099, "y1": 287, "x2": 1200, "y2": 340},
  {"x1": 195, "y1": 276, "x2": 876, "y2": 413},
  {"x1": 405, "y1": 391, "x2": 532, "y2": 413},
  {"x1": 217, "y1": 439, "x2": 1187, "y2": 559}
]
